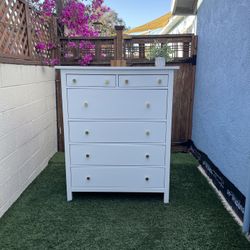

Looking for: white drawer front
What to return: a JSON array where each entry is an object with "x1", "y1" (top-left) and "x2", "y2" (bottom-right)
[
  {"x1": 119, "y1": 74, "x2": 168, "y2": 87},
  {"x1": 69, "y1": 121, "x2": 166, "y2": 143},
  {"x1": 70, "y1": 144, "x2": 165, "y2": 166},
  {"x1": 67, "y1": 89, "x2": 167, "y2": 119},
  {"x1": 71, "y1": 167, "x2": 165, "y2": 188},
  {"x1": 66, "y1": 74, "x2": 116, "y2": 87}
]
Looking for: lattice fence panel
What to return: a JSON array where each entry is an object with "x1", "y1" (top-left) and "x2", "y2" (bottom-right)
[
  {"x1": 0, "y1": 0, "x2": 29, "y2": 57},
  {"x1": 0, "y1": 0, "x2": 56, "y2": 62},
  {"x1": 29, "y1": 8, "x2": 57, "y2": 60}
]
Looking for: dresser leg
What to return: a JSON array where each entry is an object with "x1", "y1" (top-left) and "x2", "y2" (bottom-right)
[
  {"x1": 67, "y1": 191, "x2": 73, "y2": 201},
  {"x1": 164, "y1": 192, "x2": 169, "y2": 204}
]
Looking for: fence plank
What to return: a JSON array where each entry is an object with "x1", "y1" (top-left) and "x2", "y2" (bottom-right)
[
  {"x1": 55, "y1": 70, "x2": 65, "y2": 152},
  {"x1": 25, "y1": 2, "x2": 33, "y2": 57}
]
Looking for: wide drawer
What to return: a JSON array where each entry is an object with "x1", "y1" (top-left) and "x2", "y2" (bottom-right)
[
  {"x1": 66, "y1": 74, "x2": 116, "y2": 87},
  {"x1": 69, "y1": 121, "x2": 166, "y2": 143},
  {"x1": 70, "y1": 144, "x2": 165, "y2": 166},
  {"x1": 71, "y1": 167, "x2": 165, "y2": 188},
  {"x1": 119, "y1": 74, "x2": 168, "y2": 87},
  {"x1": 67, "y1": 89, "x2": 167, "y2": 119}
]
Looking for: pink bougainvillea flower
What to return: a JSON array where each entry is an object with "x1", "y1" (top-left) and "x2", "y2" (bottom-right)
[
  {"x1": 35, "y1": 42, "x2": 47, "y2": 51},
  {"x1": 47, "y1": 42, "x2": 56, "y2": 50},
  {"x1": 67, "y1": 41, "x2": 77, "y2": 48},
  {"x1": 79, "y1": 54, "x2": 93, "y2": 65},
  {"x1": 31, "y1": 0, "x2": 109, "y2": 66}
]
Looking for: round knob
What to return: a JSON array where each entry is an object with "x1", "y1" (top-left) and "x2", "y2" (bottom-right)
[
  {"x1": 145, "y1": 130, "x2": 150, "y2": 136},
  {"x1": 145, "y1": 177, "x2": 149, "y2": 181},
  {"x1": 145, "y1": 154, "x2": 150, "y2": 159},
  {"x1": 86, "y1": 176, "x2": 91, "y2": 181},
  {"x1": 125, "y1": 79, "x2": 129, "y2": 85},
  {"x1": 83, "y1": 102, "x2": 88, "y2": 108},
  {"x1": 158, "y1": 79, "x2": 162, "y2": 84},
  {"x1": 145, "y1": 102, "x2": 151, "y2": 108},
  {"x1": 105, "y1": 80, "x2": 109, "y2": 85},
  {"x1": 85, "y1": 130, "x2": 89, "y2": 135},
  {"x1": 72, "y1": 79, "x2": 77, "y2": 84},
  {"x1": 85, "y1": 154, "x2": 90, "y2": 159}
]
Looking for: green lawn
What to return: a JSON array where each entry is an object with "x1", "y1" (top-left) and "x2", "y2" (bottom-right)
[{"x1": 0, "y1": 153, "x2": 249, "y2": 250}]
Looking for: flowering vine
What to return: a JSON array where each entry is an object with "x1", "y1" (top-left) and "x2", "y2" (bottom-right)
[{"x1": 31, "y1": 0, "x2": 109, "y2": 65}]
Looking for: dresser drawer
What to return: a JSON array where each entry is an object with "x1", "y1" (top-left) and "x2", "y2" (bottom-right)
[
  {"x1": 71, "y1": 167, "x2": 165, "y2": 188},
  {"x1": 70, "y1": 144, "x2": 165, "y2": 166},
  {"x1": 119, "y1": 74, "x2": 168, "y2": 87},
  {"x1": 66, "y1": 74, "x2": 116, "y2": 87},
  {"x1": 67, "y1": 89, "x2": 167, "y2": 119},
  {"x1": 69, "y1": 121, "x2": 166, "y2": 143}
]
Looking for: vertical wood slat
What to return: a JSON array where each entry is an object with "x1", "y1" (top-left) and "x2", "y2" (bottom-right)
[
  {"x1": 139, "y1": 43, "x2": 145, "y2": 59},
  {"x1": 95, "y1": 40, "x2": 101, "y2": 61},
  {"x1": 25, "y1": 2, "x2": 33, "y2": 57},
  {"x1": 55, "y1": 69, "x2": 65, "y2": 152}
]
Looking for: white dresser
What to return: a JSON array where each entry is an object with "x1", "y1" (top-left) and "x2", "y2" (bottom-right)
[{"x1": 56, "y1": 66, "x2": 178, "y2": 203}]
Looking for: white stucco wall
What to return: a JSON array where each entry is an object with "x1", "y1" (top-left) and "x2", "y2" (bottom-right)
[
  {"x1": 192, "y1": 0, "x2": 250, "y2": 195},
  {"x1": 0, "y1": 64, "x2": 57, "y2": 217}
]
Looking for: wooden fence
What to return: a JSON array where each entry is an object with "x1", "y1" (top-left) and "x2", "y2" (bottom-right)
[
  {"x1": 56, "y1": 30, "x2": 197, "y2": 152},
  {"x1": 0, "y1": 0, "x2": 56, "y2": 64},
  {"x1": 0, "y1": 1, "x2": 197, "y2": 152}
]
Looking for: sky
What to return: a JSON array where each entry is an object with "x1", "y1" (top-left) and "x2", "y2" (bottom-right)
[{"x1": 104, "y1": 0, "x2": 172, "y2": 29}]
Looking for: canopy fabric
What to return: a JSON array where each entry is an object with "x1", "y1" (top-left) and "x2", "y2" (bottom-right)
[{"x1": 126, "y1": 13, "x2": 172, "y2": 35}]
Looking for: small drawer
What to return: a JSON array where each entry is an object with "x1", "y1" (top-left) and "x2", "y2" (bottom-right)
[
  {"x1": 70, "y1": 144, "x2": 165, "y2": 166},
  {"x1": 119, "y1": 74, "x2": 168, "y2": 87},
  {"x1": 69, "y1": 121, "x2": 166, "y2": 143},
  {"x1": 67, "y1": 89, "x2": 167, "y2": 119},
  {"x1": 71, "y1": 167, "x2": 165, "y2": 188},
  {"x1": 66, "y1": 74, "x2": 116, "y2": 87}
]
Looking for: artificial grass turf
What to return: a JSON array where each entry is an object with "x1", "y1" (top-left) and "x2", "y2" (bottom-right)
[{"x1": 0, "y1": 153, "x2": 249, "y2": 250}]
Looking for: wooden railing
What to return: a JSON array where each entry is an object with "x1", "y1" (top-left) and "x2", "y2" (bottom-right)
[
  {"x1": 60, "y1": 36, "x2": 115, "y2": 65},
  {"x1": 124, "y1": 34, "x2": 195, "y2": 65},
  {"x1": 0, "y1": 0, "x2": 56, "y2": 64},
  {"x1": 59, "y1": 27, "x2": 196, "y2": 66}
]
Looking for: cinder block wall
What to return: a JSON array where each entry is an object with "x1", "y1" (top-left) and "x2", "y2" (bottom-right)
[{"x1": 0, "y1": 64, "x2": 57, "y2": 217}]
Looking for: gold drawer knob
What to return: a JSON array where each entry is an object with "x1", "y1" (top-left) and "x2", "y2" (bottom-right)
[
  {"x1": 85, "y1": 130, "x2": 89, "y2": 135},
  {"x1": 145, "y1": 154, "x2": 150, "y2": 159},
  {"x1": 85, "y1": 154, "x2": 90, "y2": 159},
  {"x1": 86, "y1": 176, "x2": 91, "y2": 181},
  {"x1": 145, "y1": 102, "x2": 151, "y2": 108},
  {"x1": 125, "y1": 79, "x2": 129, "y2": 85},
  {"x1": 145, "y1": 176, "x2": 149, "y2": 181},
  {"x1": 72, "y1": 79, "x2": 77, "y2": 84},
  {"x1": 105, "y1": 80, "x2": 110, "y2": 85},
  {"x1": 83, "y1": 102, "x2": 88, "y2": 108},
  {"x1": 145, "y1": 130, "x2": 150, "y2": 136}
]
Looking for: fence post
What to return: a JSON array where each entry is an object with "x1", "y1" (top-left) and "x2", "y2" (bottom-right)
[
  {"x1": 115, "y1": 25, "x2": 124, "y2": 60},
  {"x1": 24, "y1": 2, "x2": 33, "y2": 58},
  {"x1": 111, "y1": 25, "x2": 126, "y2": 66}
]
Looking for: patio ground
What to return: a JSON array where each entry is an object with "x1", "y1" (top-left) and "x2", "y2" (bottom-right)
[{"x1": 0, "y1": 153, "x2": 249, "y2": 249}]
